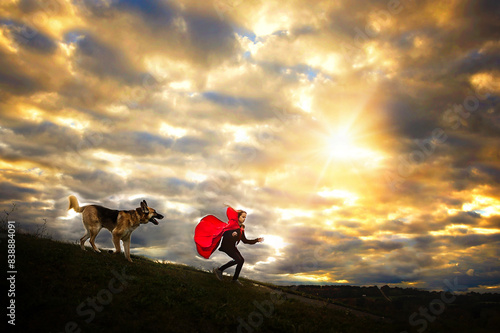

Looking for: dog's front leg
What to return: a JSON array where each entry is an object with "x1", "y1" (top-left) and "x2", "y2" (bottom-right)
[
  {"x1": 112, "y1": 231, "x2": 122, "y2": 255},
  {"x1": 123, "y1": 236, "x2": 133, "y2": 262}
]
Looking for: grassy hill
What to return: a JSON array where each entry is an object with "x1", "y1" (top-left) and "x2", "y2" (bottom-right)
[
  {"x1": 7, "y1": 232, "x2": 499, "y2": 332},
  {"x1": 9, "y1": 232, "x2": 398, "y2": 333}
]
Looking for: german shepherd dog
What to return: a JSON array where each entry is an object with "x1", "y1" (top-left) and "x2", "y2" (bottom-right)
[{"x1": 68, "y1": 195, "x2": 164, "y2": 262}]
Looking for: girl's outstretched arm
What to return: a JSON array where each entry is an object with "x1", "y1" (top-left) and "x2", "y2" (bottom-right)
[{"x1": 241, "y1": 231, "x2": 264, "y2": 244}]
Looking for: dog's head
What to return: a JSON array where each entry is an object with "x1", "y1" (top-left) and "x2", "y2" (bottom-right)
[{"x1": 139, "y1": 200, "x2": 164, "y2": 225}]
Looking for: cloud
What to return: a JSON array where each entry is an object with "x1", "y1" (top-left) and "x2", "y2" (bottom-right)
[
  {"x1": 451, "y1": 46, "x2": 500, "y2": 76},
  {"x1": 0, "y1": 181, "x2": 38, "y2": 200},
  {"x1": 1, "y1": 19, "x2": 57, "y2": 54},
  {"x1": 75, "y1": 0, "x2": 239, "y2": 68},
  {"x1": 183, "y1": 9, "x2": 238, "y2": 57},
  {"x1": 70, "y1": 32, "x2": 146, "y2": 84},
  {"x1": 448, "y1": 211, "x2": 483, "y2": 225},
  {"x1": 0, "y1": 49, "x2": 40, "y2": 95}
]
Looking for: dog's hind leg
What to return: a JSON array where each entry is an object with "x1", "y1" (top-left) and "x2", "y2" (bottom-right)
[
  {"x1": 82, "y1": 207, "x2": 101, "y2": 253},
  {"x1": 80, "y1": 229, "x2": 90, "y2": 250},
  {"x1": 89, "y1": 227, "x2": 102, "y2": 253}
]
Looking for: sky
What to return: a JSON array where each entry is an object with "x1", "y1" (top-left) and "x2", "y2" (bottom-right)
[{"x1": 0, "y1": 0, "x2": 499, "y2": 292}]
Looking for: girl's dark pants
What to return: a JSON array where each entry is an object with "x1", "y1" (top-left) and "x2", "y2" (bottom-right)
[{"x1": 219, "y1": 247, "x2": 244, "y2": 280}]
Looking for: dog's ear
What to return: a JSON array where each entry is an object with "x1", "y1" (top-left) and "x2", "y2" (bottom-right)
[{"x1": 140, "y1": 200, "x2": 149, "y2": 214}]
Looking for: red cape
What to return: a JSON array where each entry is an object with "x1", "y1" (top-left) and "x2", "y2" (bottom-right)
[{"x1": 194, "y1": 207, "x2": 240, "y2": 259}]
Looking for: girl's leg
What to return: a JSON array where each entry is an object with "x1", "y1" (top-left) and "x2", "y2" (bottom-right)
[
  {"x1": 219, "y1": 259, "x2": 237, "y2": 272},
  {"x1": 231, "y1": 250, "x2": 244, "y2": 280},
  {"x1": 220, "y1": 248, "x2": 244, "y2": 280}
]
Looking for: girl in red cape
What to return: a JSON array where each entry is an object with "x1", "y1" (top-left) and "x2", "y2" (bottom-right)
[{"x1": 194, "y1": 204, "x2": 263, "y2": 286}]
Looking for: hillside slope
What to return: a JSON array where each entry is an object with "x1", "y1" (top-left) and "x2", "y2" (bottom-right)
[{"x1": 9, "y1": 233, "x2": 397, "y2": 333}]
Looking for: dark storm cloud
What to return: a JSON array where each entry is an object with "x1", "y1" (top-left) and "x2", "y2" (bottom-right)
[
  {"x1": 172, "y1": 136, "x2": 212, "y2": 155},
  {"x1": 485, "y1": 215, "x2": 500, "y2": 228},
  {"x1": 0, "y1": 169, "x2": 42, "y2": 186},
  {"x1": 458, "y1": 0, "x2": 500, "y2": 43},
  {"x1": 88, "y1": 131, "x2": 174, "y2": 157},
  {"x1": 12, "y1": 121, "x2": 74, "y2": 141},
  {"x1": 136, "y1": 177, "x2": 197, "y2": 198},
  {"x1": 380, "y1": 219, "x2": 442, "y2": 235},
  {"x1": 133, "y1": 132, "x2": 175, "y2": 154},
  {"x1": 448, "y1": 233, "x2": 500, "y2": 248},
  {"x1": 447, "y1": 211, "x2": 483, "y2": 225},
  {"x1": 413, "y1": 235, "x2": 444, "y2": 250},
  {"x1": 78, "y1": 0, "x2": 238, "y2": 67},
  {"x1": 18, "y1": 0, "x2": 39, "y2": 13},
  {"x1": 389, "y1": 250, "x2": 435, "y2": 268},
  {"x1": 335, "y1": 220, "x2": 362, "y2": 229},
  {"x1": 450, "y1": 46, "x2": 500, "y2": 76},
  {"x1": 411, "y1": 233, "x2": 500, "y2": 252},
  {"x1": 57, "y1": 79, "x2": 124, "y2": 110},
  {"x1": 474, "y1": 163, "x2": 500, "y2": 184},
  {"x1": 273, "y1": 249, "x2": 343, "y2": 275},
  {"x1": 353, "y1": 272, "x2": 410, "y2": 285},
  {"x1": 443, "y1": 158, "x2": 500, "y2": 192},
  {"x1": 328, "y1": 238, "x2": 364, "y2": 253},
  {"x1": 1, "y1": 121, "x2": 83, "y2": 159},
  {"x1": 0, "y1": 50, "x2": 40, "y2": 96},
  {"x1": 203, "y1": 91, "x2": 263, "y2": 109},
  {"x1": 1, "y1": 199, "x2": 68, "y2": 239},
  {"x1": 183, "y1": 10, "x2": 237, "y2": 56},
  {"x1": 365, "y1": 239, "x2": 405, "y2": 251},
  {"x1": 290, "y1": 25, "x2": 317, "y2": 37},
  {"x1": 18, "y1": 0, "x2": 66, "y2": 14},
  {"x1": 0, "y1": 181, "x2": 38, "y2": 201},
  {"x1": 341, "y1": 0, "x2": 500, "y2": 59},
  {"x1": 59, "y1": 170, "x2": 127, "y2": 200},
  {"x1": 202, "y1": 91, "x2": 277, "y2": 121},
  {"x1": 1, "y1": 20, "x2": 57, "y2": 54},
  {"x1": 422, "y1": 255, "x2": 500, "y2": 290},
  {"x1": 327, "y1": 238, "x2": 404, "y2": 253},
  {"x1": 328, "y1": 0, "x2": 413, "y2": 39},
  {"x1": 445, "y1": 136, "x2": 483, "y2": 166},
  {"x1": 163, "y1": 177, "x2": 196, "y2": 191},
  {"x1": 77, "y1": 0, "x2": 177, "y2": 26},
  {"x1": 344, "y1": 245, "x2": 500, "y2": 290},
  {"x1": 385, "y1": 97, "x2": 439, "y2": 139},
  {"x1": 115, "y1": 0, "x2": 177, "y2": 26},
  {"x1": 70, "y1": 32, "x2": 145, "y2": 84},
  {"x1": 285, "y1": 226, "x2": 336, "y2": 246}
]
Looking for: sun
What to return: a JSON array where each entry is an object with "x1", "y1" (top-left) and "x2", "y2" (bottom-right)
[
  {"x1": 326, "y1": 130, "x2": 378, "y2": 161},
  {"x1": 309, "y1": 124, "x2": 386, "y2": 190},
  {"x1": 328, "y1": 131, "x2": 355, "y2": 160},
  {"x1": 262, "y1": 235, "x2": 286, "y2": 256}
]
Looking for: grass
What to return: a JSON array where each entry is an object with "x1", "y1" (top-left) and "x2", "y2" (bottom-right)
[{"x1": 11, "y1": 233, "x2": 400, "y2": 333}]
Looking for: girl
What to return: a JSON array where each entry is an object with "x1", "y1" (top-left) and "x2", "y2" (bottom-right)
[{"x1": 194, "y1": 204, "x2": 263, "y2": 286}]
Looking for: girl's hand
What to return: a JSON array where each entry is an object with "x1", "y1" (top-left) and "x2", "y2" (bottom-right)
[
  {"x1": 232, "y1": 231, "x2": 238, "y2": 237},
  {"x1": 257, "y1": 237, "x2": 264, "y2": 243}
]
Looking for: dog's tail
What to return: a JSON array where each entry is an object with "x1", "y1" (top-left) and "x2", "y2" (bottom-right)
[{"x1": 68, "y1": 195, "x2": 84, "y2": 213}]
